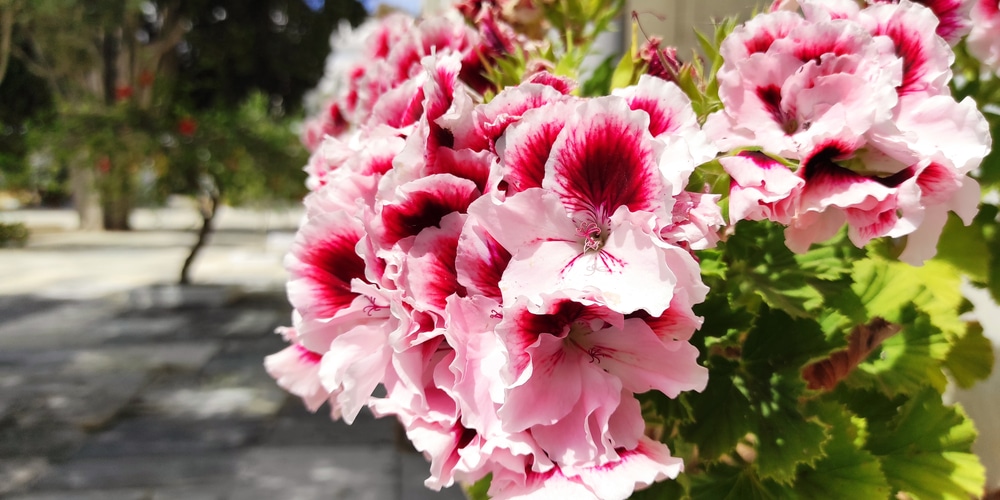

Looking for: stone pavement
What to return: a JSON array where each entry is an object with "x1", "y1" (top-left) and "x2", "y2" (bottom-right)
[{"x1": 0, "y1": 206, "x2": 466, "y2": 499}]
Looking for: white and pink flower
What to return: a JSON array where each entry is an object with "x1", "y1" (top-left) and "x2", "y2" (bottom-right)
[
  {"x1": 271, "y1": 54, "x2": 718, "y2": 496},
  {"x1": 711, "y1": 0, "x2": 990, "y2": 262},
  {"x1": 871, "y1": 0, "x2": 974, "y2": 44},
  {"x1": 968, "y1": 0, "x2": 1000, "y2": 74}
]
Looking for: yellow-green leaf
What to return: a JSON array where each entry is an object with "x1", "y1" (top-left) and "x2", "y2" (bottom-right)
[{"x1": 944, "y1": 322, "x2": 995, "y2": 388}]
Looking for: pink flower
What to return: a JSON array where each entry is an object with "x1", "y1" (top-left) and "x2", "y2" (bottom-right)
[
  {"x1": 318, "y1": 314, "x2": 394, "y2": 423},
  {"x1": 495, "y1": 296, "x2": 707, "y2": 468},
  {"x1": 968, "y1": 0, "x2": 1000, "y2": 74},
  {"x1": 489, "y1": 436, "x2": 684, "y2": 500},
  {"x1": 281, "y1": 208, "x2": 397, "y2": 422},
  {"x1": 639, "y1": 37, "x2": 683, "y2": 83},
  {"x1": 273, "y1": 64, "x2": 718, "y2": 497},
  {"x1": 613, "y1": 75, "x2": 718, "y2": 189},
  {"x1": 722, "y1": 151, "x2": 803, "y2": 225},
  {"x1": 474, "y1": 82, "x2": 572, "y2": 156},
  {"x1": 783, "y1": 142, "x2": 924, "y2": 252},
  {"x1": 300, "y1": 102, "x2": 348, "y2": 152},
  {"x1": 396, "y1": 212, "x2": 468, "y2": 319},
  {"x1": 472, "y1": 189, "x2": 702, "y2": 316},
  {"x1": 369, "y1": 173, "x2": 481, "y2": 253},
  {"x1": 263, "y1": 332, "x2": 331, "y2": 413},
  {"x1": 284, "y1": 210, "x2": 371, "y2": 336},
  {"x1": 455, "y1": 217, "x2": 513, "y2": 303},
  {"x1": 711, "y1": 0, "x2": 990, "y2": 261},
  {"x1": 859, "y1": 0, "x2": 955, "y2": 98},
  {"x1": 707, "y1": 10, "x2": 901, "y2": 159},
  {"x1": 472, "y1": 94, "x2": 710, "y2": 316},
  {"x1": 304, "y1": 125, "x2": 404, "y2": 192},
  {"x1": 871, "y1": 0, "x2": 973, "y2": 44},
  {"x1": 658, "y1": 190, "x2": 725, "y2": 251}
]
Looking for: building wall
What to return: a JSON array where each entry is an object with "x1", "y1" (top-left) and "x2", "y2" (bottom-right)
[{"x1": 625, "y1": 0, "x2": 759, "y2": 55}]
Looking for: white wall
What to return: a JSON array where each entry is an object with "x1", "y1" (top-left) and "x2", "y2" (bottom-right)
[{"x1": 625, "y1": 0, "x2": 757, "y2": 55}]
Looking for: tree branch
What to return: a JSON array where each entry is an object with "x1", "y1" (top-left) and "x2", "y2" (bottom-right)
[
  {"x1": 9, "y1": 42, "x2": 61, "y2": 98},
  {"x1": 145, "y1": 3, "x2": 187, "y2": 62},
  {"x1": 0, "y1": 3, "x2": 14, "y2": 86},
  {"x1": 179, "y1": 182, "x2": 221, "y2": 285}
]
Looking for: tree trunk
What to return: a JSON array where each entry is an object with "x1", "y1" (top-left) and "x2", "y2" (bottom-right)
[
  {"x1": 69, "y1": 160, "x2": 103, "y2": 231},
  {"x1": 101, "y1": 192, "x2": 132, "y2": 230},
  {"x1": 179, "y1": 190, "x2": 220, "y2": 285},
  {"x1": 0, "y1": 3, "x2": 14, "y2": 86},
  {"x1": 99, "y1": 156, "x2": 134, "y2": 231},
  {"x1": 101, "y1": 28, "x2": 119, "y2": 105}
]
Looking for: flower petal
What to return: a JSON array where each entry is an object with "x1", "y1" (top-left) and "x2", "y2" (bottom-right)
[
  {"x1": 374, "y1": 174, "x2": 480, "y2": 248},
  {"x1": 398, "y1": 212, "x2": 468, "y2": 316},
  {"x1": 496, "y1": 102, "x2": 573, "y2": 195},
  {"x1": 542, "y1": 97, "x2": 667, "y2": 218}
]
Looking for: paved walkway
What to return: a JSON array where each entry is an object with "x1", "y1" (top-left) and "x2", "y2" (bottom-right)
[{"x1": 0, "y1": 206, "x2": 465, "y2": 499}]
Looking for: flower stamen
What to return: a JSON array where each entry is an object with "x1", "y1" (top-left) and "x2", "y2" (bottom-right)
[
  {"x1": 576, "y1": 220, "x2": 604, "y2": 252},
  {"x1": 363, "y1": 296, "x2": 385, "y2": 316}
]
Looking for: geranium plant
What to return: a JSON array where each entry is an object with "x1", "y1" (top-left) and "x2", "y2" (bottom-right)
[{"x1": 266, "y1": 0, "x2": 996, "y2": 498}]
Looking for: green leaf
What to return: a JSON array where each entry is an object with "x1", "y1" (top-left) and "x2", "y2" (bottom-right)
[
  {"x1": 910, "y1": 260, "x2": 967, "y2": 340},
  {"x1": 692, "y1": 290, "x2": 754, "y2": 344},
  {"x1": 688, "y1": 158, "x2": 730, "y2": 197},
  {"x1": 867, "y1": 389, "x2": 985, "y2": 500},
  {"x1": 609, "y1": 23, "x2": 640, "y2": 90},
  {"x1": 849, "y1": 309, "x2": 949, "y2": 395},
  {"x1": 752, "y1": 375, "x2": 829, "y2": 484},
  {"x1": 819, "y1": 288, "x2": 868, "y2": 338},
  {"x1": 934, "y1": 212, "x2": 991, "y2": 280},
  {"x1": 977, "y1": 142, "x2": 1000, "y2": 188},
  {"x1": 579, "y1": 55, "x2": 616, "y2": 97},
  {"x1": 464, "y1": 474, "x2": 491, "y2": 500},
  {"x1": 746, "y1": 273, "x2": 824, "y2": 319},
  {"x1": 631, "y1": 474, "x2": 689, "y2": 499},
  {"x1": 851, "y1": 258, "x2": 922, "y2": 322},
  {"x1": 644, "y1": 391, "x2": 696, "y2": 426},
  {"x1": 742, "y1": 307, "x2": 831, "y2": 373},
  {"x1": 794, "y1": 244, "x2": 855, "y2": 281},
  {"x1": 834, "y1": 386, "x2": 910, "y2": 426},
  {"x1": 690, "y1": 463, "x2": 794, "y2": 500},
  {"x1": 694, "y1": 29, "x2": 718, "y2": 69},
  {"x1": 793, "y1": 403, "x2": 891, "y2": 499},
  {"x1": 681, "y1": 360, "x2": 754, "y2": 460},
  {"x1": 989, "y1": 243, "x2": 1000, "y2": 303},
  {"x1": 943, "y1": 322, "x2": 995, "y2": 388},
  {"x1": 725, "y1": 221, "x2": 827, "y2": 318},
  {"x1": 698, "y1": 249, "x2": 728, "y2": 280}
]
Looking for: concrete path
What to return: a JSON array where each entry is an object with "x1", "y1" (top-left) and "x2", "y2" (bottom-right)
[{"x1": 0, "y1": 206, "x2": 466, "y2": 499}]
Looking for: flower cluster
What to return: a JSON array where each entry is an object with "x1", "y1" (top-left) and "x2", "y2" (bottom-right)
[
  {"x1": 711, "y1": 0, "x2": 989, "y2": 263},
  {"x1": 968, "y1": 0, "x2": 1000, "y2": 73},
  {"x1": 299, "y1": 10, "x2": 497, "y2": 155},
  {"x1": 268, "y1": 0, "x2": 995, "y2": 498},
  {"x1": 268, "y1": 6, "x2": 732, "y2": 496}
]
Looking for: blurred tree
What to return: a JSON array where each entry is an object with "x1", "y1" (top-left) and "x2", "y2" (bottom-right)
[
  {"x1": 170, "y1": 0, "x2": 366, "y2": 113},
  {"x1": 0, "y1": 0, "x2": 15, "y2": 86},
  {"x1": 2, "y1": 0, "x2": 364, "y2": 229},
  {"x1": 159, "y1": 92, "x2": 307, "y2": 284},
  {"x1": 0, "y1": 57, "x2": 55, "y2": 203},
  {"x1": 7, "y1": 0, "x2": 187, "y2": 229}
]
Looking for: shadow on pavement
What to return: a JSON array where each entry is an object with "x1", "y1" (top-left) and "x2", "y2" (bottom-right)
[{"x1": 0, "y1": 287, "x2": 465, "y2": 500}]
